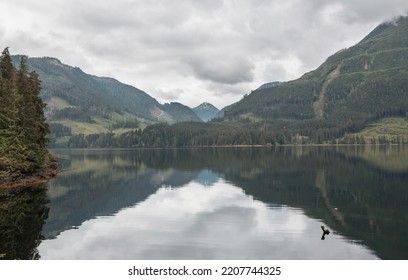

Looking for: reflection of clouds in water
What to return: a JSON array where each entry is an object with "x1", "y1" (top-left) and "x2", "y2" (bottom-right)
[{"x1": 39, "y1": 181, "x2": 378, "y2": 260}]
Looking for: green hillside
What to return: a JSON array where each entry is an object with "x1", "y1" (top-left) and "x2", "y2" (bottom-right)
[
  {"x1": 340, "y1": 117, "x2": 408, "y2": 144},
  {"x1": 10, "y1": 56, "x2": 200, "y2": 146},
  {"x1": 162, "y1": 102, "x2": 202, "y2": 123},
  {"x1": 222, "y1": 16, "x2": 408, "y2": 143}
]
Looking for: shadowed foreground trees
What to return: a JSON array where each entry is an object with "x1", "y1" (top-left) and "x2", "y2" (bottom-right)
[{"x1": 0, "y1": 48, "x2": 49, "y2": 178}]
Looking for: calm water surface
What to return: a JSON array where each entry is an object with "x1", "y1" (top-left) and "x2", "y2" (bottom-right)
[{"x1": 1, "y1": 146, "x2": 408, "y2": 259}]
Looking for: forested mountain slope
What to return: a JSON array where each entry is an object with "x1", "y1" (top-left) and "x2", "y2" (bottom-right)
[
  {"x1": 223, "y1": 16, "x2": 408, "y2": 141},
  {"x1": 11, "y1": 56, "x2": 200, "y2": 138}
]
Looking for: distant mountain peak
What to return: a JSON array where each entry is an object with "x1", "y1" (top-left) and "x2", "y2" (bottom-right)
[
  {"x1": 195, "y1": 102, "x2": 219, "y2": 110},
  {"x1": 192, "y1": 102, "x2": 220, "y2": 122}
]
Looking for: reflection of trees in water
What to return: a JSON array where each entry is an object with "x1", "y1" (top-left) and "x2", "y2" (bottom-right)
[
  {"x1": 46, "y1": 147, "x2": 408, "y2": 259},
  {"x1": 43, "y1": 149, "x2": 201, "y2": 239},
  {"x1": 0, "y1": 186, "x2": 49, "y2": 260},
  {"x1": 209, "y1": 147, "x2": 408, "y2": 260}
]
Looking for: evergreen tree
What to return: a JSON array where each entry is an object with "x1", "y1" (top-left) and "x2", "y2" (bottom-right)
[
  {"x1": 0, "y1": 48, "x2": 26, "y2": 175},
  {"x1": 0, "y1": 48, "x2": 50, "y2": 178}
]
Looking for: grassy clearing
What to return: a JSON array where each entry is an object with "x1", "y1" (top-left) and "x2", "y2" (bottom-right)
[
  {"x1": 52, "y1": 111, "x2": 144, "y2": 135},
  {"x1": 239, "y1": 113, "x2": 264, "y2": 123},
  {"x1": 348, "y1": 117, "x2": 408, "y2": 143},
  {"x1": 53, "y1": 119, "x2": 139, "y2": 135},
  {"x1": 45, "y1": 97, "x2": 74, "y2": 110},
  {"x1": 55, "y1": 120, "x2": 108, "y2": 135}
]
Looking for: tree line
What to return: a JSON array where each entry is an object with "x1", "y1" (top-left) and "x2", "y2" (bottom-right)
[{"x1": 64, "y1": 120, "x2": 408, "y2": 149}]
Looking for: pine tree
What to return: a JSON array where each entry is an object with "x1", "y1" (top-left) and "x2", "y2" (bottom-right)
[
  {"x1": 0, "y1": 48, "x2": 26, "y2": 175},
  {"x1": 0, "y1": 48, "x2": 50, "y2": 177},
  {"x1": 0, "y1": 48, "x2": 16, "y2": 130}
]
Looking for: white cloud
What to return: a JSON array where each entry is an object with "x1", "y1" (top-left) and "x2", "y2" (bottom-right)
[{"x1": 1, "y1": 0, "x2": 407, "y2": 108}]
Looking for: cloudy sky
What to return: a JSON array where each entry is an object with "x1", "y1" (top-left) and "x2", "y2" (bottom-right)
[{"x1": 0, "y1": 0, "x2": 407, "y2": 108}]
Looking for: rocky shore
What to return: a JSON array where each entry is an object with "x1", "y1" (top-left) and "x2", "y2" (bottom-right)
[{"x1": 0, "y1": 168, "x2": 58, "y2": 189}]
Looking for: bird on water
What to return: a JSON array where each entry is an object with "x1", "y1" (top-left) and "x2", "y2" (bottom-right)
[
  {"x1": 321, "y1": 226, "x2": 330, "y2": 235},
  {"x1": 321, "y1": 225, "x2": 330, "y2": 240}
]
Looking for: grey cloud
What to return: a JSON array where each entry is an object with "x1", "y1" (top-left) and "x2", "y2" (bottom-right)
[
  {"x1": 2, "y1": 0, "x2": 408, "y2": 108},
  {"x1": 0, "y1": 27, "x2": 5, "y2": 42},
  {"x1": 205, "y1": 81, "x2": 253, "y2": 98},
  {"x1": 187, "y1": 54, "x2": 255, "y2": 85},
  {"x1": 155, "y1": 88, "x2": 185, "y2": 103},
  {"x1": 337, "y1": 0, "x2": 408, "y2": 23},
  {"x1": 60, "y1": 0, "x2": 191, "y2": 32}
]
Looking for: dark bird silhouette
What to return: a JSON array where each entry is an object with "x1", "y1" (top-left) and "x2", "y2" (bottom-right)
[
  {"x1": 321, "y1": 226, "x2": 330, "y2": 234},
  {"x1": 321, "y1": 225, "x2": 330, "y2": 240}
]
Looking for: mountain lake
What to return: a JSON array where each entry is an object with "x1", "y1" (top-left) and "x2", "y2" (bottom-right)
[{"x1": 1, "y1": 146, "x2": 407, "y2": 260}]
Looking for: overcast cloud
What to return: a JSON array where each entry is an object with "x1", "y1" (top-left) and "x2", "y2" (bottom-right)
[{"x1": 1, "y1": 0, "x2": 407, "y2": 108}]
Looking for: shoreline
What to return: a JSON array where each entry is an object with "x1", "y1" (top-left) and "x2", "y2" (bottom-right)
[
  {"x1": 49, "y1": 143, "x2": 406, "y2": 150},
  {"x1": 0, "y1": 168, "x2": 58, "y2": 190}
]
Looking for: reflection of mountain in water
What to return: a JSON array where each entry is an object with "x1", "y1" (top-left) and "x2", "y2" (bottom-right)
[
  {"x1": 43, "y1": 150, "x2": 200, "y2": 239},
  {"x1": 39, "y1": 181, "x2": 377, "y2": 260},
  {"x1": 194, "y1": 169, "x2": 222, "y2": 186},
  {"x1": 219, "y1": 147, "x2": 408, "y2": 260},
  {"x1": 44, "y1": 147, "x2": 408, "y2": 259}
]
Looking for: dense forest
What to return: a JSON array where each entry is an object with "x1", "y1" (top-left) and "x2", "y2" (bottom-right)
[{"x1": 0, "y1": 48, "x2": 50, "y2": 179}]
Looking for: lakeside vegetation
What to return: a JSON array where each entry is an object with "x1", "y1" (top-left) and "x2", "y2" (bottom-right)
[
  {"x1": 0, "y1": 48, "x2": 52, "y2": 180},
  {"x1": 340, "y1": 117, "x2": 408, "y2": 144},
  {"x1": 64, "y1": 118, "x2": 408, "y2": 148}
]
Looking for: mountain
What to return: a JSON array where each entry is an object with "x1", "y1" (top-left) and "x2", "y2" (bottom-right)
[
  {"x1": 222, "y1": 16, "x2": 408, "y2": 142},
  {"x1": 161, "y1": 102, "x2": 201, "y2": 123},
  {"x1": 213, "y1": 103, "x2": 235, "y2": 119},
  {"x1": 192, "y1": 102, "x2": 220, "y2": 121},
  {"x1": 11, "y1": 56, "x2": 200, "y2": 140},
  {"x1": 62, "y1": 16, "x2": 408, "y2": 148}
]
